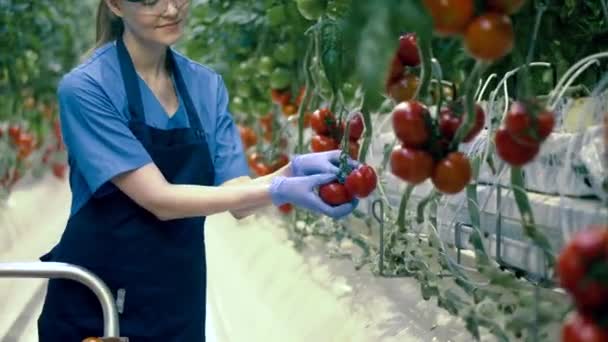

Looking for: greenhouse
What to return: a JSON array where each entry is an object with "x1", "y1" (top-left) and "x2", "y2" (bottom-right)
[{"x1": 0, "y1": 0, "x2": 607, "y2": 341}]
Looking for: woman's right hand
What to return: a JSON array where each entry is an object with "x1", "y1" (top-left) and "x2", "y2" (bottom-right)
[{"x1": 269, "y1": 174, "x2": 358, "y2": 219}]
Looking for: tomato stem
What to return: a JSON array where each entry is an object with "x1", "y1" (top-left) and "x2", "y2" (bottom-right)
[
  {"x1": 449, "y1": 61, "x2": 486, "y2": 150},
  {"x1": 415, "y1": 190, "x2": 440, "y2": 224},
  {"x1": 297, "y1": 36, "x2": 315, "y2": 154},
  {"x1": 358, "y1": 110, "x2": 372, "y2": 164},
  {"x1": 520, "y1": 2, "x2": 548, "y2": 102},
  {"x1": 414, "y1": 33, "x2": 433, "y2": 102},
  {"x1": 396, "y1": 184, "x2": 414, "y2": 233},
  {"x1": 510, "y1": 167, "x2": 555, "y2": 268}
]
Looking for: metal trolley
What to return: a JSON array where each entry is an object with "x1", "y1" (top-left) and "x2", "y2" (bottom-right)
[{"x1": 0, "y1": 262, "x2": 128, "y2": 342}]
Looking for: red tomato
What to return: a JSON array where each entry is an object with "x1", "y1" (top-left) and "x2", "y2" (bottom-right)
[
  {"x1": 319, "y1": 181, "x2": 354, "y2": 206},
  {"x1": 465, "y1": 13, "x2": 514, "y2": 61},
  {"x1": 423, "y1": 0, "x2": 474, "y2": 36},
  {"x1": 387, "y1": 73, "x2": 419, "y2": 103},
  {"x1": 495, "y1": 127, "x2": 540, "y2": 166},
  {"x1": 562, "y1": 311, "x2": 608, "y2": 342},
  {"x1": 247, "y1": 152, "x2": 262, "y2": 168},
  {"x1": 439, "y1": 103, "x2": 485, "y2": 143},
  {"x1": 345, "y1": 165, "x2": 377, "y2": 198},
  {"x1": 390, "y1": 146, "x2": 434, "y2": 184},
  {"x1": 505, "y1": 101, "x2": 555, "y2": 146},
  {"x1": 282, "y1": 103, "x2": 298, "y2": 117},
  {"x1": 253, "y1": 162, "x2": 272, "y2": 176},
  {"x1": 397, "y1": 33, "x2": 420, "y2": 67},
  {"x1": 431, "y1": 152, "x2": 472, "y2": 194},
  {"x1": 52, "y1": 163, "x2": 67, "y2": 179},
  {"x1": 557, "y1": 226, "x2": 608, "y2": 313},
  {"x1": 311, "y1": 135, "x2": 339, "y2": 152},
  {"x1": 310, "y1": 108, "x2": 337, "y2": 135},
  {"x1": 487, "y1": 0, "x2": 526, "y2": 14},
  {"x1": 17, "y1": 132, "x2": 35, "y2": 149},
  {"x1": 271, "y1": 89, "x2": 291, "y2": 106},
  {"x1": 348, "y1": 113, "x2": 364, "y2": 141},
  {"x1": 349, "y1": 140, "x2": 360, "y2": 160},
  {"x1": 8, "y1": 125, "x2": 21, "y2": 143},
  {"x1": 392, "y1": 101, "x2": 431, "y2": 148},
  {"x1": 387, "y1": 54, "x2": 404, "y2": 83},
  {"x1": 239, "y1": 125, "x2": 257, "y2": 148},
  {"x1": 278, "y1": 203, "x2": 293, "y2": 214},
  {"x1": 271, "y1": 153, "x2": 289, "y2": 171}
]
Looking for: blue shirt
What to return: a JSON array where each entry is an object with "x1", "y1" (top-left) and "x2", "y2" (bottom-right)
[{"x1": 57, "y1": 41, "x2": 249, "y2": 216}]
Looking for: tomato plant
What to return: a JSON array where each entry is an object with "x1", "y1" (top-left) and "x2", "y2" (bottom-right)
[
  {"x1": 464, "y1": 13, "x2": 514, "y2": 61},
  {"x1": 431, "y1": 152, "x2": 472, "y2": 194},
  {"x1": 390, "y1": 147, "x2": 434, "y2": 185},
  {"x1": 345, "y1": 165, "x2": 377, "y2": 198},
  {"x1": 319, "y1": 181, "x2": 353, "y2": 206},
  {"x1": 296, "y1": 0, "x2": 327, "y2": 20},
  {"x1": 392, "y1": 101, "x2": 431, "y2": 148}
]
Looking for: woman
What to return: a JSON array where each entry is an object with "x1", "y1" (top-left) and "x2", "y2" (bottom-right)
[{"x1": 37, "y1": 0, "x2": 358, "y2": 340}]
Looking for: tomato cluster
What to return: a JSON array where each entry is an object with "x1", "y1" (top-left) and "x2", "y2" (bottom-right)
[
  {"x1": 386, "y1": 33, "x2": 421, "y2": 102},
  {"x1": 557, "y1": 226, "x2": 608, "y2": 341},
  {"x1": 423, "y1": 0, "x2": 522, "y2": 61},
  {"x1": 247, "y1": 151, "x2": 290, "y2": 177},
  {"x1": 495, "y1": 101, "x2": 555, "y2": 167},
  {"x1": 390, "y1": 100, "x2": 484, "y2": 194},
  {"x1": 319, "y1": 164, "x2": 377, "y2": 206},
  {"x1": 309, "y1": 109, "x2": 362, "y2": 160},
  {"x1": 271, "y1": 86, "x2": 307, "y2": 120}
]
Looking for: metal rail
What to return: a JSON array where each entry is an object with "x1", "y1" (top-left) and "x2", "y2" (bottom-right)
[{"x1": 0, "y1": 262, "x2": 121, "y2": 339}]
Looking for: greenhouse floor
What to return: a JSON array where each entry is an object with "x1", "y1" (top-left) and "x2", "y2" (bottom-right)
[{"x1": 0, "y1": 175, "x2": 482, "y2": 342}]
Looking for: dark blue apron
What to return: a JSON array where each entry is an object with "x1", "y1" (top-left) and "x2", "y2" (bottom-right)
[{"x1": 37, "y1": 38, "x2": 214, "y2": 341}]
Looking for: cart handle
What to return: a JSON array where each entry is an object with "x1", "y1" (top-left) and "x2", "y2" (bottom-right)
[{"x1": 0, "y1": 262, "x2": 120, "y2": 338}]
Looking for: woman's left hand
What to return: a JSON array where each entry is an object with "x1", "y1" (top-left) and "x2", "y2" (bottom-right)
[{"x1": 290, "y1": 150, "x2": 359, "y2": 176}]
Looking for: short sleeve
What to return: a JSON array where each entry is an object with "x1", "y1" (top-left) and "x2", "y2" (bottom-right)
[
  {"x1": 212, "y1": 76, "x2": 249, "y2": 185},
  {"x1": 58, "y1": 72, "x2": 153, "y2": 194}
]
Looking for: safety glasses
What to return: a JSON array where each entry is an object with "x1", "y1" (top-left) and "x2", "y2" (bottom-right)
[{"x1": 126, "y1": 0, "x2": 189, "y2": 16}]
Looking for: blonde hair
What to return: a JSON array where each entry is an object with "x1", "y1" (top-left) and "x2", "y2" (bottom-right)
[{"x1": 95, "y1": 1, "x2": 124, "y2": 48}]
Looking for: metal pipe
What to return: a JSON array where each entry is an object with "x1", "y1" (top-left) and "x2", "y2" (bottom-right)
[{"x1": 0, "y1": 262, "x2": 120, "y2": 338}]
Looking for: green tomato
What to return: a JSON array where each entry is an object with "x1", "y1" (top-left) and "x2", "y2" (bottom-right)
[
  {"x1": 253, "y1": 101, "x2": 272, "y2": 117},
  {"x1": 237, "y1": 61, "x2": 253, "y2": 80},
  {"x1": 266, "y1": 5, "x2": 286, "y2": 27},
  {"x1": 341, "y1": 82, "x2": 356, "y2": 101},
  {"x1": 236, "y1": 82, "x2": 253, "y2": 98},
  {"x1": 296, "y1": 0, "x2": 327, "y2": 21},
  {"x1": 273, "y1": 43, "x2": 296, "y2": 65},
  {"x1": 259, "y1": 56, "x2": 275, "y2": 76},
  {"x1": 270, "y1": 68, "x2": 293, "y2": 90}
]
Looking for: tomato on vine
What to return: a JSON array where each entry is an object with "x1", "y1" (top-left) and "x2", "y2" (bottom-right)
[
  {"x1": 319, "y1": 181, "x2": 353, "y2": 206},
  {"x1": 562, "y1": 311, "x2": 608, "y2": 342},
  {"x1": 311, "y1": 135, "x2": 339, "y2": 152},
  {"x1": 423, "y1": 0, "x2": 474, "y2": 36},
  {"x1": 495, "y1": 127, "x2": 540, "y2": 166},
  {"x1": 392, "y1": 101, "x2": 431, "y2": 148},
  {"x1": 431, "y1": 152, "x2": 472, "y2": 194},
  {"x1": 344, "y1": 165, "x2": 377, "y2": 198},
  {"x1": 310, "y1": 108, "x2": 337, "y2": 135},
  {"x1": 387, "y1": 73, "x2": 419, "y2": 103},
  {"x1": 239, "y1": 125, "x2": 257, "y2": 148},
  {"x1": 557, "y1": 226, "x2": 608, "y2": 313},
  {"x1": 348, "y1": 141, "x2": 360, "y2": 160},
  {"x1": 505, "y1": 101, "x2": 555, "y2": 146},
  {"x1": 271, "y1": 89, "x2": 291, "y2": 106},
  {"x1": 397, "y1": 33, "x2": 420, "y2": 67},
  {"x1": 348, "y1": 113, "x2": 364, "y2": 141},
  {"x1": 282, "y1": 104, "x2": 298, "y2": 117},
  {"x1": 278, "y1": 203, "x2": 294, "y2": 214},
  {"x1": 439, "y1": 102, "x2": 485, "y2": 143},
  {"x1": 465, "y1": 13, "x2": 514, "y2": 61},
  {"x1": 390, "y1": 146, "x2": 434, "y2": 184}
]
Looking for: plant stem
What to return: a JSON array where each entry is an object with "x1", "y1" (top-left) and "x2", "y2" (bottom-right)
[
  {"x1": 359, "y1": 110, "x2": 373, "y2": 163},
  {"x1": 396, "y1": 184, "x2": 414, "y2": 233},
  {"x1": 450, "y1": 61, "x2": 486, "y2": 150},
  {"x1": 414, "y1": 34, "x2": 433, "y2": 101}
]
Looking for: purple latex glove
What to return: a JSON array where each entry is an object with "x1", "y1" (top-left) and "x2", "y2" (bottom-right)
[
  {"x1": 290, "y1": 150, "x2": 360, "y2": 177},
  {"x1": 269, "y1": 173, "x2": 359, "y2": 219}
]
